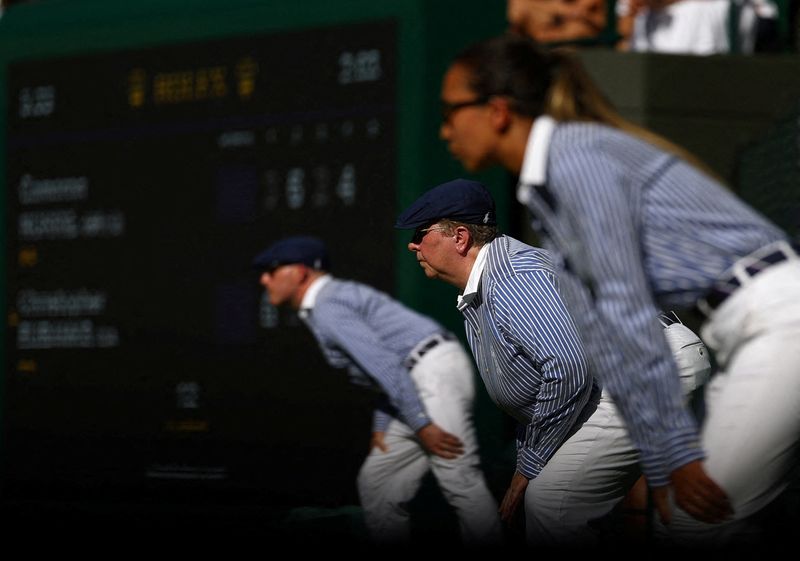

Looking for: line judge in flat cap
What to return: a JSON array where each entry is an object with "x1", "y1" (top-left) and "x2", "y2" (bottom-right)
[
  {"x1": 396, "y1": 179, "x2": 643, "y2": 547},
  {"x1": 252, "y1": 235, "x2": 502, "y2": 546}
]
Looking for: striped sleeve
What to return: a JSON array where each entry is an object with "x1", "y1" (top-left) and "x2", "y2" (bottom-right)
[
  {"x1": 557, "y1": 147, "x2": 703, "y2": 485},
  {"x1": 312, "y1": 298, "x2": 431, "y2": 432},
  {"x1": 492, "y1": 269, "x2": 592, "y2": 479}
]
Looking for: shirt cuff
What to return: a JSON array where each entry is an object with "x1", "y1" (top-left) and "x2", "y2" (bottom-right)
[
  {"x1": 406, "y1": 409, "x2": 431, "y2": 433},
  {"x1": 373, "y1": 409, "x2": 392, "y2": 433},
  {"x1": 663, "y1": 431, "x2": 705, "y2": 476},
  {"x1": 517, "y1": 446, "x2": 546, "y2": 480},
  {"x1": 639, "y1": 432, "x2": 704, "y2": 487}
]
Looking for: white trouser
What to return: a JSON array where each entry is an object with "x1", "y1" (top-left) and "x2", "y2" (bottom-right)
[
  {"x1": 525, "y1": 389, "x2": 640, "y2": 547},
  {"x1": 665, "y1": 258, "x2": 800, "y2": 546},
  {"x1": 356, "y1": 340, "x2": 503, "y2": 545}
]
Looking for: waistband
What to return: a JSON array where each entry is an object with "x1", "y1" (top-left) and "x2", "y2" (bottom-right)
[
  {"x1": 404, "y1": 332, "x2": 455, "y2": 369},
  {"x1": 697, "y1": 240, "x2": 799, "y2": 316}
]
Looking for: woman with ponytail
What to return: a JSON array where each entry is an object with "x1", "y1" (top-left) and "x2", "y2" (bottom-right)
[{"x1": 438, "y1": 33, "x2": 800, "y2": 548}]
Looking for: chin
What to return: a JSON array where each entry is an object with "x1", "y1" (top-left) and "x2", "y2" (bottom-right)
[
  {"x1": 450, "y1": 153, "x2": 473, "y2": 171},
  {"x1": 456, "y1": 156, "x2": 483, "y2": 174},
  {"x1": 420, "y1": 265, "x2": 439, "y2": 280}
]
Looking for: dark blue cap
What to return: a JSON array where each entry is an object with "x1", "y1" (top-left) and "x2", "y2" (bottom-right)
[
  {"x1": 252, "y1": 235, "x2": 330, "y2": 272},
  {"x1": 395, "y1": 179, "x2": 496, "y2": 229}
]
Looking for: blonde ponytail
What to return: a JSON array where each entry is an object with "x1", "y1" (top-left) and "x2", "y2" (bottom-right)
[{"x1": 545, "y1": 47, "x2": 724, "y2": 183}]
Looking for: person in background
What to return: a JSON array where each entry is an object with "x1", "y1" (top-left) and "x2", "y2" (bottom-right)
[
  {"x1": 396, "y1": 179, "x2": 641, "y2": 547},
  {"x1": 252, "y1": 235, "x2": 503, "y2": 546},
  {"x1": 507, "y1": 0, "x2": 608, "y2": 43},
  {"x1": 436, "y1": 32, "x2": 800, "y2": 546},
  {"x1": 615, "y1": 0, "x2": 779, "y2": 54}
]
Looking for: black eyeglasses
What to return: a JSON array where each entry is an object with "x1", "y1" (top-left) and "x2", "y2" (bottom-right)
[
  {"x1": 440, "y1": 96, "x2": 490, "y2": 123},
  {"x1": 410, "y1": 225, "x2": 446, "y2": 245}
]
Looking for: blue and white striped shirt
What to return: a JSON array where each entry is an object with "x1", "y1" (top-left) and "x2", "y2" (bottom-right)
[
  {"x1": 458, "y1": 235, "x2": 595, "y2": 479},
  {"x1": 299, "y1": 275, "x2": 446, "y2": 433},
  {"x1": 518, "y1": 116, "x2": 787, "y2": 485}
]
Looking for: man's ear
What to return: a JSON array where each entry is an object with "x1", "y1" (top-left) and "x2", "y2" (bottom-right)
[
  {"x1": 294, "y1": 264, "x2": 310, "y2": 283},
  {"x1": 453, "y1": 225, "x2": 472, "y2": 255},
  {"x1": 489, "y1": 96, "x2": 513, "y2": 132}
]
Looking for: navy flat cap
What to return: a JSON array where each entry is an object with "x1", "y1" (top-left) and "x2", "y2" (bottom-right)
[
  {"x1": 252, "y1": 235, "x2": 330, "y2": 272},
  {"x1": 395, "y1": 178, "x2": 496, "y2": 229}
]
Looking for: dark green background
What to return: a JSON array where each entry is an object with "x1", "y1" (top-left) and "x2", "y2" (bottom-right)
[{"x1": 2, "y1": 0, "x2": 799, "y2": 545}]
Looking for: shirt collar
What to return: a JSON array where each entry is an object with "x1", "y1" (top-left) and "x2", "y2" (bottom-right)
[
  {"x1": 457, "y1": 244, "x2": 490, "y2": 311},
  {"x1": 517, "y1": 115, "x2": 556, "y2": 205},
  {"x1": 298, "y1": 274, "x2": 332, "y2": 319}
]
